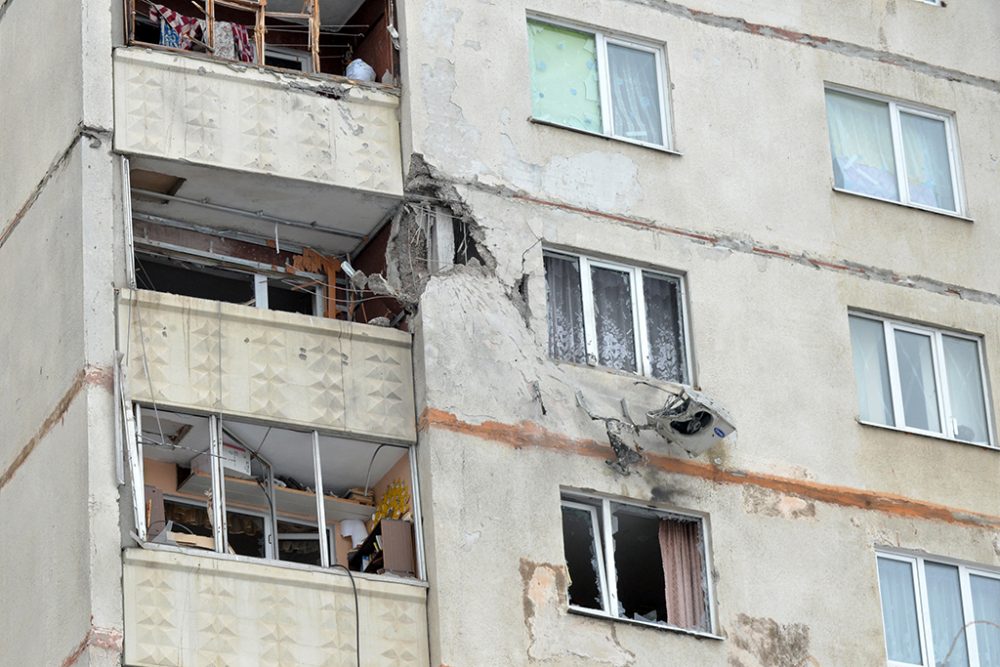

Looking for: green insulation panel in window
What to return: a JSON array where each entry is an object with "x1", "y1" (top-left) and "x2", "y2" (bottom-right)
[{"x1": 528, "y1": 20, "x2": 602, "y2": 133}]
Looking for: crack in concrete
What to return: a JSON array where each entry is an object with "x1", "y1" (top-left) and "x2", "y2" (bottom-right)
[
  {"x1": 59, "y1": 622, "x2": 124, "y2": 667},
  {"x1": 0, "y1": 124, "x2": 113, "y2": 251},
  {"x1": 0, "y1": 364, "x2": 113, "y2": 493},
  {"x1": 624, "y1": 0, "x2": 999, "y2": 92}
]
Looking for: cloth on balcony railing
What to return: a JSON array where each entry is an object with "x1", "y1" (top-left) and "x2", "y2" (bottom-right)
[
  {"x1": 232, "y1": 23, "x2": 255, "y2": 63},
  {"x1": 149, "y1": 3, "x2": 200, "y2": 50},
  {"x1": 209, "y1": 20, "x2": 236, "y2": 60}
]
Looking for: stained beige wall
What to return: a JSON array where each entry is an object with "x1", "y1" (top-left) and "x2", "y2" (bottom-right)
[
  {"x1": 398, "y1": 0, "x2": 1000, "y2": 665},
  {"x1": 0, "y1": 0, "x2": 123, "y2": 664}
]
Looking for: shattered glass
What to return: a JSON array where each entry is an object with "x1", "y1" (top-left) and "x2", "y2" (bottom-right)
[
  {"x1": 561, "y1": 504, "x2": 604, "y2": 611},
  {"x1": 544, "y1": 254, "x2": 587, "y2": 364},
  {"x1": 591, "y1": 266, "x2": 637, "y2": 372},
  {"x1": 643, "y1": 272, "x2": 685, "y2": 382}
]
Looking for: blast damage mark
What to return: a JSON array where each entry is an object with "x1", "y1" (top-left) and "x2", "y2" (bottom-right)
[{"x1": 730, "y1": 614, "x2": 814, "y2": 667}]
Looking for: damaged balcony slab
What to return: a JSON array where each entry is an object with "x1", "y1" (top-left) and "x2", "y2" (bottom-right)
[
  {"x1": 113, "y1": 47, "x2": 403, "y2": 249},
  {"x1": 122, "y1": 548, "x2": 428, "y2": 667},
  {"x1": 118, "y1": 288, "x2": 416, "y2": 443}
]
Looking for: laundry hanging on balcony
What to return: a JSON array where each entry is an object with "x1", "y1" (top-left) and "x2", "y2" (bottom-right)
[{"x1": 148, "y1": 4, "x2": 200, "y2": 50}]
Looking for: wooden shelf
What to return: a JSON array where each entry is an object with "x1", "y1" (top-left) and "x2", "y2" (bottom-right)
[
  {"x1": 178, "y1": 471, "x2": 374, "y2": 524},
  {"x1": 347, "y1": 519, "x2": 415, "y2": 576}
]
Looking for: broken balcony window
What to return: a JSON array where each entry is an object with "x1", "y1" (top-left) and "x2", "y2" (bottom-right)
[
  {"x1": 560, "y1": 493, "x2": 711, "y2": 633},
  {"x1": 127, "y1": 0, "x2": 400, "y2": 83},
  {"x1": 543, "y1": 250, "x2": 689, "y2": 383},
  {"x1": 131, "y1": 405, "x2": 420, "y2": 578}
]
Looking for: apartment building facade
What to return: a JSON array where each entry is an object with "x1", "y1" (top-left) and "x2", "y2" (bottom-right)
[{"x1": 2, "y1": 0, "x2": 999, "y2": 665}]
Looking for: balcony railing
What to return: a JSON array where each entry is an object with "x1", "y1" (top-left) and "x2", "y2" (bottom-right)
[
  {"x1": 118, "y1": 288, "x2": 416, "y2": 444},
  {"x1": 123, "y1": 548, "x2": 429, "y2": 666}
]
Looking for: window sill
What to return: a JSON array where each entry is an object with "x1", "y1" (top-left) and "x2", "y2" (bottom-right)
[
  {"x1": 553, "y1": 357, "x2": 690, "y2": 389},
  {"x1": 134, "y1": 539, "x2": 429, "y2": 589},
  {"x1": 529, "y1": 117, "x2": 683, "y2": 156},
  {"x1": 832, "y1": 187, "x2": 971, "y2": 222},
  {"x1": 568, "y1": 606, "x2": 722, "y2": 640},
  {"x1": 856, "y1": 419, "x2": 997, "y2": 451}
]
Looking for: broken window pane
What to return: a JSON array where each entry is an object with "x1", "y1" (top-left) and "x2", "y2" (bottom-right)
[
  {"x1": 528, "y1": 21, "x2": 602, "y2": 133},
  {"x1": 612, "y1": 506, "x2": 667, "y2": 623},
  {"x1": 544, "y1": 253, "x2": 587, "y2": 364},
  {"x1": 642, "y1": 272, "x2": 685, "y2": 382},
  {"x1": 591, "y1": 266, "x2": 637, "y2": 372},
  {"x1": 561, "y1": 503, "x2": 605, "y2": 611},
  {"x1": 607, "y1": 43, "x2": 663, "y2": 146}
]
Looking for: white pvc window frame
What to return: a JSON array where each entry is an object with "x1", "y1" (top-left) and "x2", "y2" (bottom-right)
[
  {"x1": 559, "y1": 491, "x2": 718, "y2": 638},
  {"x1": 849, "y1": 312, "x2": 995, "y2": 447},
  {"x1": 825, "y1": 84, "x2": 966, "y2": 217},
  {"x1": 528, "y1": 15, "x2": 674, "y2": 151},
  {"x1": 544, "y1": 249, "x2": 692, "y2": 383},
  {"x1": 876, "y1": 550, "x2": 1000, "y2": 667}
]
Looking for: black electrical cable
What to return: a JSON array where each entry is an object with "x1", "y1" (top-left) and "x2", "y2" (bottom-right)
[{"x1": 329, "y1": 564, "x2": 361, "y2": 667}]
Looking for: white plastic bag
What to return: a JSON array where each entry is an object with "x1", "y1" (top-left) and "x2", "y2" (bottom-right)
[{"x1": 346, "y1": 58, "x2": 376, "y2": 82}]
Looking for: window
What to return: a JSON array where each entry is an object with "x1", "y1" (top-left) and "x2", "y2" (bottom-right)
[
  {"x1": 128, "y1": 405, "x2": 420, "y2": 578},
  {"x1": 824, "y1": 87, "x2": 963, "y2": 214},
  {"x1": 876, "y1": 552, "x2": 1000, "y2": 666},
  {"x1": 848, "y1": 313, "x2": 993, "y2": 446},
  {"x1": 527, "y1": 18, "x2": 671, "y2": 148},
  {"x1": 560, "y1": 494, "x2": 712, "y2": 634},
  {"x1": 544, "y1": 250, "x2": 690, "y2": 383}
]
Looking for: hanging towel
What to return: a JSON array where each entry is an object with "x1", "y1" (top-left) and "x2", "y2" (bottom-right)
[
  {"x1": 232, "y1": 23, "x2": 255, "y2": 63},
  {"x1": 149, "y1": 3, "x2": 200, "y2": 50},
  {"x1": 206, "y1": 20, "x2": 236, "y2": 60}
]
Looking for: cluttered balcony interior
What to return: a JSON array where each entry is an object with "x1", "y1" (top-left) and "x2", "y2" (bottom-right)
[{"x1": 125, "y1": 0, "x2": 398, "y2": 84}]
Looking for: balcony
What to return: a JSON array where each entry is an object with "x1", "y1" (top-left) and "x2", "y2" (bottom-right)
[
  {"x1": 113, "y1": 46, "x2": 403, "y2": 253},
  {"x1": 117, "y1": 288, "x2": 415, "y2": 444},
  {"x1": 123, "y1": 548, "x2": 429, "y2": 666}
]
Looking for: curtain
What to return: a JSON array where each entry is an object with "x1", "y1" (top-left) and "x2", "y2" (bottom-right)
[
  {"x1": 925, "y1": 562, "x2": 969, "y2": 667},
  {"x1": 942, "y1": 335, "x2": 989, "y2": 444},
  {"x1": 900, "y1": 111, "x2": 956, "y2": 212},
  {"x1": 544, "y1": 254, "x2": 587, "y2": 364},
  {"x1": 971, "y1": 575, "x2": 1000, "y2": 667},
  {"x1": 658, "y1": 519, "x2": 706, "y2": 631},
  {"x1": 849, "y1": 316, "x2": 895, "y2": 426},
  {"x1": 607, "y1": 44, "x2": 663, "y2": 146},
  {"x1": 877, "y1": 557, "x2": 923, "y2": 664},
  {"x1": 591, "y1": 266, "x2": 637, "y2": 372},
  {"x1": 643, "y1": 273, "x2": 684, "y2": 382},
  {"x1": 894, "y1": 330, "x2": 941, "y2": 433},
  {"x1": 825, "y1": 91, "x2": 899, "y2": 201},
  {"x1": 528, "y1": 21, "x2": 602, "y2": 133}
]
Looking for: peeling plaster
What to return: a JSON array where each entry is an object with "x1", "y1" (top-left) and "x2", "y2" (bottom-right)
[
  {"x1": 743, "y1": 486, "x2": 817, "y2": 521},
  {"x1": 420, "y1": 0, "x2": 463, "y2": 49},
  {"x1": 419, "y1": 60, "x2": 486, "y2": 174},
  {"x1": 729, "y1": 614, "x2": 814, "y2": 667},
  {"x1": 520, "y1": 559, "x2": 634, "y2": 666}
]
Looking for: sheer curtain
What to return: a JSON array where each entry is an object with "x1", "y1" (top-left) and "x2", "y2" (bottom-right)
[
  {"x1": 528, "y1": 21, "x2": 602, "y2": 133},
  {"x1": 658, "y1": 519, "x2": 706, "y2": 631},
  {"x1": 971, "y1": 575, "x2": 1000, "y2": 667},
  {"x1": 877, "y1": 557, "x2": 923, "y2": 664},
  {"x1": 925, "y1": 563, "x2": 969, "y2": 667},
  {"x1": 894, "y1": 330, "x2": 941, "y2": 432},
  {"x1": 825, "y1": 91, "x2": 898, "y2": 200},
  {"x1": 544, "y1": 254, "x2": 587, "y2": 364},
  {"x1": 591, "y1": 266, "x2": 637, "y2": 372},
  {"x1": 849, "y1": 316, "x2": 895, "y2": 425},
  {"x1": 607, "y1": 44, "x2": 663, "y2": 146},
  {"x1": 643, "y1": 273, "x2": 684, "y2": 382},
  {"x1": 900, "y1": 111, "x2": 956, "y2": 212}
]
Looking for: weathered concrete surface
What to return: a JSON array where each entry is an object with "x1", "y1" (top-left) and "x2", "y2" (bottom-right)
[
  {"x1": 397, "y1": 0, "x2": 1000, "y2": 665},
  {"x1": 0, "y1": 0, "x2": 123, "y2": 664}
]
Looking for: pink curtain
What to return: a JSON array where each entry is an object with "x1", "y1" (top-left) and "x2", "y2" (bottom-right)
[{"x1": 658, "y1": 519, "x2": 707, "y2": 631}]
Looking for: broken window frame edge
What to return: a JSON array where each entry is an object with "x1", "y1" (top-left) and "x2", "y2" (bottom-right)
[
  {"x1": 543, "y1": 247, "x2": 694, "y2": 384},
  {"x1": 123, "y1": 400, "x2": 426, "y2": 581},
  {"x1": 560, "y1": 488, "x2": 719, "y2": 638}
]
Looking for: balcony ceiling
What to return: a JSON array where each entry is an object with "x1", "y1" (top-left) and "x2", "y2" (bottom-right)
[
  {"x1": 266, "y1": 0, "x2": 366, "y2": 25},
  {"x1": 129, "y1": 157, "x2": 398, "y2": 255}
]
